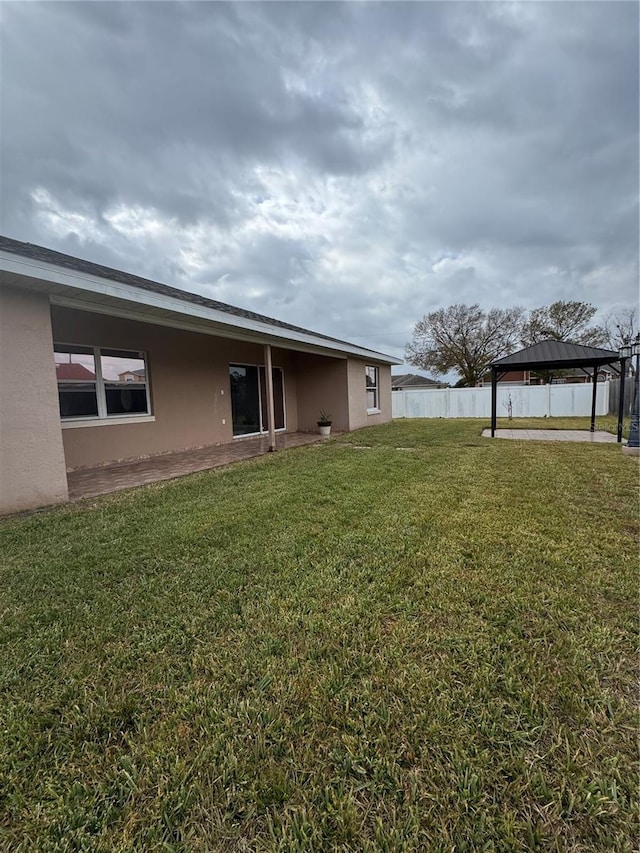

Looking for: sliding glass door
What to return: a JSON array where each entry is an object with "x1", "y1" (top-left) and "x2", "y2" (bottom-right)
[
  {"x1": 229, "y1": 365, "x2": 261, "y2": 436},
  {"x1": 229, "y1": 364, "x2": 285, "y2": 436}
]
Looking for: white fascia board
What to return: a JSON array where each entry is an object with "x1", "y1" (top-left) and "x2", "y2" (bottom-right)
[{"x1": 0, "y1": 251, "x2": 401, "y2": 365}]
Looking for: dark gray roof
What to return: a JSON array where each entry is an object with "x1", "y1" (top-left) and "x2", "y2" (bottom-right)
[
  {"x1": 0, "y1": 234, "x2": 373, "y2": 353},
  {"x1": 392, "y1": 373, "x2": 443, "y2": 388},
  {"x1": 491, "y1": 340, "x2": 620, "y2": 371}
]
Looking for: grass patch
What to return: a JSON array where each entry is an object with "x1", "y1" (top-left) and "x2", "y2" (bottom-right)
[{"x1": 1, "y1": 420, "x2": 638, "y2": 851}]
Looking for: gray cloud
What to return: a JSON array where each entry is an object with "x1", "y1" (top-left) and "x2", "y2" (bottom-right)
[{"x1": 1, "y1": 1, "x2": 637, "y2": 363}]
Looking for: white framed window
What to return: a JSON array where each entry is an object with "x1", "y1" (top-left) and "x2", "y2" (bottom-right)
[
  {"x1": 54, "y1": 344, "x2": 150, "y2": 422},
  {"x1": 366, "y1": 365, "x2": 380, "y2": 413}
]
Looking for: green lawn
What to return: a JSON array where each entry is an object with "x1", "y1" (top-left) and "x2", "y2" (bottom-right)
[{"x1": 1, "y1": 420, "x2": 638, "y2": 851}]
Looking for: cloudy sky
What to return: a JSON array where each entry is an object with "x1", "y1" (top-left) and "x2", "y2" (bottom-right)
[{"x1": 1, "y1": 1, "x2": 638, "y2": 363}]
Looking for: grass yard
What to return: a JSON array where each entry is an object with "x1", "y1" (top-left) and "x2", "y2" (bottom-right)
[{"x1": 1, "y1": 419, "x2": 638, "y2": 851}]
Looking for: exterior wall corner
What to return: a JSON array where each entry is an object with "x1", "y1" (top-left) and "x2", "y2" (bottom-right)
[{"x1": 0, "y1": 286, "x2": 69, "y2": 514}]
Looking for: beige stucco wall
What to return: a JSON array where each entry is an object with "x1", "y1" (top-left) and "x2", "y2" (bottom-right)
[
  {"x1": 346, "y1": 359, "x2": 393, "y2": 431},
  {"x1": 295, "y1": 355, "x2": 393, "y2": 434},
  {"x1": 0, "y1": 287, "x2": 69, "y2": 513},
  {"x1": 0, "y1": 287, "x2": 395, "y2": 511},
  {"x1": 294, "y1": 353, "x2": 350, "y2": 432},
  {"x1": 1, "y1": 300, "x2": 395, "y2": 486},
  {"x1": 52, "y1": 306, "x2": 300, "y2": 469}
]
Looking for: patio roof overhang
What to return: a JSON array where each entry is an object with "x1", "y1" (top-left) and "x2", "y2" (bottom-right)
[
  {"x1": 0, "y1": 246, "x2": 402, "y2": 365},
  {"x1": 488, "y1": 340, "x2": 627, "y2": 442}
]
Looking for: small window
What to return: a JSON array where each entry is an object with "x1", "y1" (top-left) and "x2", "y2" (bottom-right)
[
  {"x1": 366, "y1": 365, "x2": 379, "y2": 412},
  {"x1": 54, "y1": 345, "x2": 150, "y2": 421}
]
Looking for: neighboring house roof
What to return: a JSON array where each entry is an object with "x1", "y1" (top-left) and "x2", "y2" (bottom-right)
[
  {"x1": 55, "y1": 363, "x2": 96, "y2": 381},
  {"x1": 392, "y1": 373, "x2": 444, "y2": 388},
  {"x1": 0, "y1": 235, "x2": 401, "y2": 364},
  {"x1": 560, "y1": 366, "x2": 615, "y2": 379},
  {"x1": 118, "y1": 368, "x2": 146, "y2": 378},
  {"x1": 491, "y1": 340, "x2": 620, "y2": 371}
]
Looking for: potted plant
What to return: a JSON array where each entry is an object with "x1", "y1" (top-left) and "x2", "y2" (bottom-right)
[{"x1": 317, "y1": 410, "x2": 332, "y2": 437}]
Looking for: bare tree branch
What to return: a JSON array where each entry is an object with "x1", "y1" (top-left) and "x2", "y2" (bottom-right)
[
  {"x1": 602, "y1": 306, "x2": 637, "y2": 350},
  {"x1": 521, "y1": 301, "x2": 606, "y2": 347},
  {"x1": 405, "y1": 304, "x2": 524, "y2": 386}
]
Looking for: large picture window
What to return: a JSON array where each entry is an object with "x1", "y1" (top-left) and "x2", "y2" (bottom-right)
[
  {"x1": 366, "y1": 365, "x2": 379, "y2": 412},
  {"x1": 54, "y1": 345, "x2": 150, "y2": 421}
]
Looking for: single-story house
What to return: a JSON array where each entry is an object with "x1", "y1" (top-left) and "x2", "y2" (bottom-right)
[
  {"x1": 391, "y1": 373, "x2": 447, "y2": 390},
  {"x1": 0, "y1": 236, "x2": 401, "y2": 514}
]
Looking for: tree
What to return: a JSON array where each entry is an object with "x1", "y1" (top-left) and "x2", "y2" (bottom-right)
[
  {"x1": 602, "y1": 306, "x2": 637, "y2": 351},
  {"x1": 520, "y1": 300, "x2": 606, "y2": 347},
  {"x1": 405, "y1": 304, "x2": 524, "y2": 387}
]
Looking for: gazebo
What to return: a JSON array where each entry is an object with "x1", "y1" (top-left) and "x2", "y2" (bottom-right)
[{"x1": 489, "y1": 340, "x2": 626, "y2": 441}]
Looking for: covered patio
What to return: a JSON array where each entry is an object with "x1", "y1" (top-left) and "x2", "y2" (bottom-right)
[
  {"x1": 489, "y1": 340, "x2": 625, "y2": 440},
  {"x1": 67, "y1": 432, "x2": 325, "y2": 500}
]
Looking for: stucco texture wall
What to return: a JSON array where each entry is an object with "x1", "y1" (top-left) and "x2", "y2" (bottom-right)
[
  {"x1": 52, "y1": 306, "x2": 300, "y2": 469},
  {"x1": 293, "y1": 353, "x2": 350, "y2": 432},
  {"x1": 0, "y1": 286, "x2": 68, "y2": 513},
  {"x1": 347, "y1": 359, "x2": 393, "y2": 431}
]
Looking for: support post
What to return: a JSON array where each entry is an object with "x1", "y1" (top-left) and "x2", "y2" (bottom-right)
[
  {"x1": 263, "y1": 344, "x2": 276, "y2": 452},
  {"x1": 490, "y1": 367, "x2": 497, "y2": 437},
  {"x1": 617, "y1": 358, "x2": 627, "y2": 443},
  {"x1": 590, "y1": 364, "x2": 598, "y2": 432}
]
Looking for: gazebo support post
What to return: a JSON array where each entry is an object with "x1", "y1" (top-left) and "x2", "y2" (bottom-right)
[
  {"x1": 590, "y1": 364, "x2": 598, "y2": 432},
  {"x1": 490, "y1": 367, "x2": 498, "y2": 437},
  {"x1": 617, "y1": 358, "x2": 627, "y2": 443}
]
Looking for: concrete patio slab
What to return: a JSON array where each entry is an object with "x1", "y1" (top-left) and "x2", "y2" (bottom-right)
[
  {"x1": 67, "y1": 432, "x2": 325, "y2": 500},
  {"x1": 482, "y1": 428, "x2": 619, "y2": 443}
]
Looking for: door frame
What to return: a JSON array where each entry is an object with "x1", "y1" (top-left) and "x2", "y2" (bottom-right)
[{"x1": 228, "y1": 362, "x2": 287, "y2": 438}]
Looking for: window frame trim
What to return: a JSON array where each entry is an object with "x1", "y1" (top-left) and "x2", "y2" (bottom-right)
[
  {"x1": 54, "y1": 343, "x2": 151, "y2": 423},
  {"x1": 365, "y1": 364, "x2": 380, "y2": 414},
  {"x1": 228, "y1": 361, "x2": 287, "y2": 438},
  {"x1": 61, "y1": 415, "x2": 156, "y2": 429}
]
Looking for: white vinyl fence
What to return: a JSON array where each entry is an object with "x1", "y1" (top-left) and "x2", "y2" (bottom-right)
[{"x1": 392, "y1": 382, "x2": 610, "y2": 420}]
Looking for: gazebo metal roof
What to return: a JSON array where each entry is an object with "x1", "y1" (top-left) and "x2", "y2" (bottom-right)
[
  {"x1": 489, "y1": 339, "x2": 626, "y2": 441},
  {"x1": 491, "y1": 340, "x2": 620, "y2": 372}
]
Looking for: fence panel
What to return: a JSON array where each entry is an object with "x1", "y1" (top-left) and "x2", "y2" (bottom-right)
[
  {"x1": 393, "y1": 382, "x2": 610, "y2": 419},
  {"x1": 391, "y1": 392, "x2": 406, "y2": 418},
  {"x1": 406, "y1": 389, "x2": 449, "y2": 418},
  {"x1": 608, "y1": 377, "x2": 634, "y2": 416}
]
